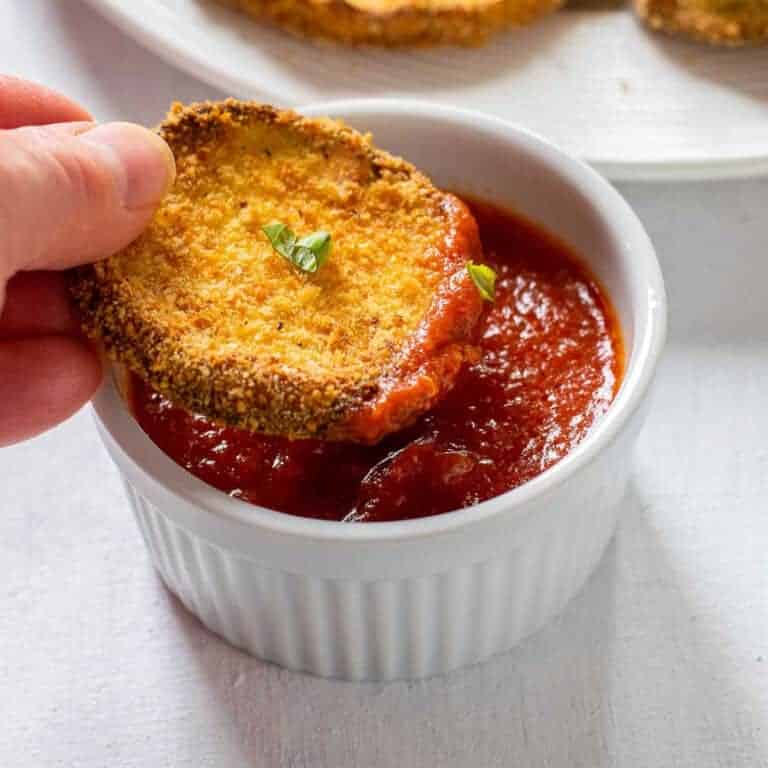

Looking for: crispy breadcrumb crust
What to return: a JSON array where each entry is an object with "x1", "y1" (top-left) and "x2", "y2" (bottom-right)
[
  {"x1": 71, "y1": 100, "x2": 483, "y2": 442},
  {"x1": 215, "y1": 0, "x2": 562, "y2": 46},
  {"x1": 636, "y1": 0, "x2": 768, "y2": 44}
]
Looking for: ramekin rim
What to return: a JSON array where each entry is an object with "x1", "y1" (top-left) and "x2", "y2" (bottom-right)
[{"x1": 92, "y1": 98, "x2": 667, "y2": 544}]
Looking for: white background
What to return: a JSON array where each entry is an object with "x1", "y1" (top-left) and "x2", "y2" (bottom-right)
[{"x1": 1, "y1": 2, "x2": 767, "y2": 766}]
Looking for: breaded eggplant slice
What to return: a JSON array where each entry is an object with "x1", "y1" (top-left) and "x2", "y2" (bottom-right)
[
  {"x1": 636, "y1": 0, "x2": 768, "y2": 44},
  {"x1": 72, "y1": 100, "x2": 484, "y2": 443},
  {"x1": 215, "y1": 0, "x2": 562, "y2": 46}
]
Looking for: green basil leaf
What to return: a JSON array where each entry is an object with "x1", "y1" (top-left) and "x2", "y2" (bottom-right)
[
  {"x1": 291, "y1": 245, "x2": 321, "y2": 273},
  {"x1": 297, "y1": 230, "x2": 332, "y2": 269},
  {"x1": 467, "y1": 261, "x2": 497, "y2": 302},
  {"x1": 262, "y1": 222, "x2": 297, "y2": 261},
  {"x1": 262, "y1": 222, "x2": 332, "y2": 274}
]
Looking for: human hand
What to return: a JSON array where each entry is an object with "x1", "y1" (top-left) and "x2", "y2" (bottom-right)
[{"x1": 0, "y1": 76, "x2": 175, "y2": 447}]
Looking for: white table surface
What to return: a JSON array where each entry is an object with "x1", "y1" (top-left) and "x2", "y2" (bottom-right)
[{"x1": 2, "y1": 2, "x2": 767, "y2": 766}]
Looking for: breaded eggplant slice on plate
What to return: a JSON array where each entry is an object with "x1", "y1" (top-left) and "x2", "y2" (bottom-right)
[
  {"x1": 636, "y1": 0, "x2": 768, "y2": 44},
  {"x1": 215, "y1": 0, "x2": 563, "y2": 46},
  {"x1": 72, "y1": 100, "x2": 484, "y2": 444}
]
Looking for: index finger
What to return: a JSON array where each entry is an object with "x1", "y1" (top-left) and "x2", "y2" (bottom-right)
[
  {"x1": 0, "y1": 272, "x2": 82, "y2": 339},
  {"x1": 0, "y1": 75, "x2": 91, "y2": 129}
]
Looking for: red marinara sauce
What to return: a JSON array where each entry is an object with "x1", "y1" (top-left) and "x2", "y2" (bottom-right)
[{"x1": 131, "y1": 200, "x2": 624, "y2": 522}]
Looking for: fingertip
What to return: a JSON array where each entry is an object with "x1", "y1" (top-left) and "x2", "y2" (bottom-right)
[
  {"x1": 1, "y1": 120, "x2": 177, "y2": 272},
  {"x1": 0, "y1": 337, "x2": 102, "y2": 446},
  {"x1": 0, "y1": 272, "x2": 81, "y2": 338},
  {"x1": 0, "y1": 76, "x2": 92, "y2": 128},
  {"x1": 51, "y1": 336, "x2": 104, "y2": 404},
  {"x1": 81, "y1": 122, "x2": 176, "y2": 211}
]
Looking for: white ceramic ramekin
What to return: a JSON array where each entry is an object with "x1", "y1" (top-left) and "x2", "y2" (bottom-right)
[{"x1": 92, "y1": 100, "x2": 666, "y2": 681}]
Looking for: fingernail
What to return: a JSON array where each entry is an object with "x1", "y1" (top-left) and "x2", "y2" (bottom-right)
[{"x1": 81, "y1": 122, "x2": 176, "y2": 211}]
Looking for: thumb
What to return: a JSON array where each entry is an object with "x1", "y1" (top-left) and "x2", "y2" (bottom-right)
[{"x1": 0, "y1": 121, "x2": 175, "y2": 278}]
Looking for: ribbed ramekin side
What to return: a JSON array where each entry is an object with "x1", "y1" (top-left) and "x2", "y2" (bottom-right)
[{"x1": 125, "y1": 478, "x2": 620, "y2": 681}]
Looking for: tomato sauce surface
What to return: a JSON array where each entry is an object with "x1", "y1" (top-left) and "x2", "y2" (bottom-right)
[{"x1": 131, "y1": 200, "x2": 623, "y2": 522}]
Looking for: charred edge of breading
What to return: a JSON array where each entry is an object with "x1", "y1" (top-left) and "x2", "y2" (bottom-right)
[
  {"x1": 159, "y1": 99, "x2": 440, "y2": 191},
  {"x1": 70, "y1": 267, "x2": 380, "y2": 439}
]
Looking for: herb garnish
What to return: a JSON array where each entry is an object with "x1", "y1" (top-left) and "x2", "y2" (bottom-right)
[
  {"x1": 467, "y1": 261, "x2": 497, "y2": 302},
  {"x1": 262, "y1": 222, "x2": 332, "y2": 274}
]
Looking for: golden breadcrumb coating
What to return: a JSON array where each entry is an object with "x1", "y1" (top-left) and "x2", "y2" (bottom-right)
[
  {"x1": 71, "y1": 100, "x2": 483, "y2": 442},
  {"x1": 215, "y1": 0, "x2": 562, "y2": 46},
  {"x1": 636, "y1": 0, "x2": 768, "y2": 44}
]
